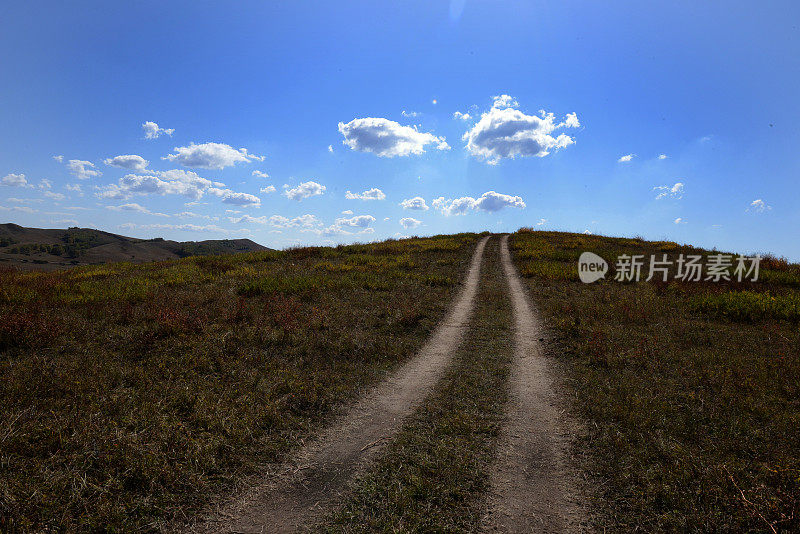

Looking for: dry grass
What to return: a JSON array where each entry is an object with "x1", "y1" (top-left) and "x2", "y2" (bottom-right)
[
  {"x1": 510, "y1": 229, "x2": 800, "y2": 531},
  {"x1": 0, "y1": 233, "x2": 482, "y2": 532}
]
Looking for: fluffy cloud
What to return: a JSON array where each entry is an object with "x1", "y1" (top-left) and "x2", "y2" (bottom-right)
[
  {"x1": 345, "y1": 188, "x2": 386, "y2": 200},
  {"x1": 121, "y1": 222, "x2": 225, "y2": 233},
  {"x1": 400, "y1": 217, "x2": 421, "y2": 229},
  {"x1": 1, "y1": 173, "x2": 30, "y2": 187},
  {"x1": 401, "y1": 110, "x2": 420, "y2": 118},
  {"x1": 43, "y1": 191, "x2": 66, "y2": 201},
  {"x1": 107, "y1": 203, "x2": 169, "y2": 217},
  {"x1": 142, "y1": 121, "x2": 174, "y2": 139},
  {"x1": 284, "y1": 181, "x2": 326, "y2": 200},
  {"x1": 252, "y1": 170, "x2": 269, "y2": 178},
  {"x1": 462, "y1": 95, "x2": 579, "y2": 164},
  {"x1": 399, "y1": 196, "x2": 429, "y2": 210},
  {"x1": 338, "y1": 117, "x2": 450, "y2": 157},
  {"x1": 67, "y1": 160, "x2": 102, "y2": 179},
  {"x1": 653, "y1": 182, "x2": 684, "y2": 200},
  {"x1": 658, "y1": 154, "x2": 668, "y2": 160},
  {"x1": 98, "y1": 169, "x2": 216, "y2": 200},
  {"x1": 749, "y1": 199, "x2": 772, "y2": 213},
  {"x1": 674, "y1": 218, "x2": 687, "y2": 224},
  {"x1": 453, "y1": 111, "x2": 472, "y2": 121},
  {"x1": 260, "y1": 185, "x2": 276, "y2": 194},
  {"x1": 335, "y1": 215, "x2": 376, "y2": 228},
  {"x1": 65, "y1": 183, "x2": 82, "y2": 193},
  {"x1": 104, "y1": 154, "x2": 149, "y2": 172},
  {"x1": 164, "y1": 142, "x2": 264, "y2": 169},
  {"x1": 432, "y1": 191, "x2": 526, "y2": 215},
  {"x1": 207, "y1": 188, "x2": 261, "y2": 207},
  {"x1": 618, "y1": 154, "x2": 635, "y2": 163},
  {"x1": 266, "y1": 214, "x2": 323, "y2": 229}
]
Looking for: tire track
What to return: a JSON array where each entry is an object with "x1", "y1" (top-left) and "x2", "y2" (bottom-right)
[
  {"x1": 187, "y1": 236, "x2": 490, "y2": 534},
  {"x1": 484, "y1": 234, "x2": 586, "y2": 533}
]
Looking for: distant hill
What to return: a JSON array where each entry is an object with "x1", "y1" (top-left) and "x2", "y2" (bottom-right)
[{"x1": 0, "y1": 223, "x2": 269, "y2": 270}]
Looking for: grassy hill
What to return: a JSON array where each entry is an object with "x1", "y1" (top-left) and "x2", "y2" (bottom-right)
[
  {"x1": 0, "y1": 229, "x2": 797, "y2": 532},
  {"x1": 0, "y1": 223, "x2": 268, "y2": 270}
]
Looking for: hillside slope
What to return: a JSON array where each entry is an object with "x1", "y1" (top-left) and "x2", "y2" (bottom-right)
[{"x1": 0, "y1": 223, "x2": 268, "y2": 270}]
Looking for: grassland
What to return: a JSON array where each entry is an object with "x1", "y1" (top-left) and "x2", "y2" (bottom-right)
[
  {"x1": 0, "y1": 233, "x2": 481, "y2": 532},
  {"x1": 510, "y1": 229, "x2": 800, "y2": 532},
  {"x1": 320, "y1": 238, "x2": 513, "y2": 532}
]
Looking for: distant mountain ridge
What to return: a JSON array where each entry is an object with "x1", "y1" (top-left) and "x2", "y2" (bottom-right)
[{"x1": 0, "y1": 223, "x2": 269, "y2": 270}]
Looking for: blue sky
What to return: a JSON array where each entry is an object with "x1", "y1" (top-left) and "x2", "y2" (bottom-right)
[{"x1": 1, "y1": 1, "x2": 798, "y2": 258}]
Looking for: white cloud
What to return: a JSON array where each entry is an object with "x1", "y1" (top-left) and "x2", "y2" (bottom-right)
[
  {"x1": 121, "y1": 222, "x2": 226, "y2": 233},
  {"x1": 65, "y1": 183, "x2": 82, "y2": 193},
  {"x1": 345, "y1": 188, "x2": 386, "y2": 200},
  {"x1": 536, "y1": 218, "x2": 547, "y2": 226},
  {"x1": 338, "y1": 117, "x2": 449, "y2": 157},
  {"x1": 284, "y1": 181, "x2": 326, "y2": 200},
  {"x1": 142, "y1": 121, "x2": 174, "y2": 139},
  {"x1": 1, "y1": 173, "x2": 30, "y2": 187},
  {"x1": 252, "y1": 170, "x2": 269, "y2": 178},
  {"x1": 401, "y1": 110, "x2": 420, "y2": 118},
  {"x1": 107, "y1": 203, "x2": 169, "y2": 217},
  {"x1": 0, "y1": 205, "x2": 37, "y2": 213},
  {"x1": 653, "y1": 182, "x2": 684, "y2": 200},
  {"x1": 335, "y1": 214, "x2": 375, "y2": 228},
  {"x1": 453, "y1": 111, "x2": 472, "y2": 121},
  {"x1": 163, "y1": 142, "x2": 264, "y2": 169},
  {"x1": 98, "y1": 169, "x2": 215, "y2": 200},
  {"x1": 328, "y1": 145, "x2": 334, "y2": 153},
  {"x1": 341, "y1": 209, "x2": 353, "y2": 215},
  {"x1": 432, "y1": 191, "x2": 526, "y2": 215},
  {"x1": 208, "y1": 189, "x2": 261, "y2": 207},
  {"x1": 462, "y1": 95, "x2": 579, "y2": 164},
  {"x1": 618, "y1": 154, "x2": 635, "y2": 163},
  {"x1": 266, "y1": 214, "x2": 323, "y2": 229},
  {"x1": 674, "y1": 217, "x2": 686, "y2": 224},
  {"x1": 104, "y1": 154, "x2": 149, "y2": 172},
  {"x1": 749, "y1": 199, "x2": 772, "y2": 213},
  {"x1": 260, "y1": 185, "x2": 276, "y2": 194},
  {"x1": 400, "y1": 217, "x2": 421, "y2": 229},
  {"x1": 66, "y1": 159, "x2": 102, "y2": 180},
  {"x1": 53, "y1": 155, "x2": 64, "y2": 163},
  {"x1": 399, "y1": 196, "x2": 429, "y2": 211},
  {"x1": 658, "y1": 154, "x2": 668, "y2": 160},
  {"x1": 43, "y1": 191, "x2": 66, "y2": 201}
]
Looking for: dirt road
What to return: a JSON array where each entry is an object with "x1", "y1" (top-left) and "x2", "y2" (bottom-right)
[
  {"x1": 188, "y1": 236, "x2": 491, "y2": 534},
  {"x1": 482, "y1": 234, "x2": 586, "y2": 532}
]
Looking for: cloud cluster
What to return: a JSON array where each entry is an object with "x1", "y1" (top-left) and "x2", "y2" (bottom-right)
[
  {"x1": 453, "y1": 111, "x2": 471, "y2": 121},
  {"x1": 284, "y1": 181, "x2": 326, "y2": 200},
  {"x1": 1, "y1": 173, "x2": 30, "y2": 187},
  {"x1": 107, "y1": 203, "x2": 169, "y2": 217},
  {"x1": 618, "y1": 154, "x2": 635, "y2": 163},
  {"x1": 432, "y1": 191, "x2": 526, "y2": 215},
  {"x1": 462, "y1": 95, "x2": 579, "y2": 164},
  {"x1": 67, "y1": 160, "x2": 102, "y2": 180},
  {"x1": 164, "y1": 142, "x2": 264, "y2": 169},
  {"x1": 653, "y1": 182, "x2": 684, "y2": 200},
  {"x1": 104, "y1": 154, "x2": 149, "y2": 172},
  {"x1": 345, "y1": 188, "x2": 386, "y2": 200},
  {"x1": 98, "y1": 169, "x2": 260, "y2": 207},
  {"x1": 252, "y1": 170, "x2": 269, "y2": 178},
  {"x1": 338, "y1": 117, "x2": 449, "y2": 157},
  {"x1": 399, "y1": 196, "x2": 429, "y2": 210},
  {"x1": 749, "y1": 199, "x2": 772, "y2": 213},
  {"x1": 142, "y1": 121, "x2": 174, "y2": 139},
  {"x1": 400, "y1": 217, "x2": 421, "y2": 229}
]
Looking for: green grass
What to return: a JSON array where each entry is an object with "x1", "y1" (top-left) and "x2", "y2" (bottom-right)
[
  {"x1": 0, "y1": 233, "x2": 482, "y2": 532},
  {"x1": 319, "y1": 238, "x2": 513, "y2": 532},
  {"x1": 510, "y1": 228, "x2": 800, "y2": 532}
]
